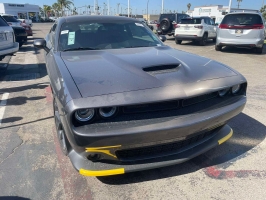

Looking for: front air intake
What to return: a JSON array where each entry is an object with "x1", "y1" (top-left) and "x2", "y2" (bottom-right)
[{"x1": 143, "y1": 64, "x2": 180, "y2": 75}]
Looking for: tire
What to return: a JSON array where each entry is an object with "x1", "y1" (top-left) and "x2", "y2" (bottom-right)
[
  {"x1": 53, "y1": 98, "x2": 70, "y2": 156},
  {"x1": 199, "y1": 33, "x2": 208, "y2": 46},
  {"x1": 175, "y1": 39, "x2": 182, "y2": 45},
  {"x1": 160, "y1": 18, "x2": 171, "y2": 33},
  {"x1": 19, "y1": 42, "x2": 23, "y2": 48},
  {"x1": 255, "y1": 47, "x2": 263, "y2": 54},
  {"x1": 215, "y1": 45, "x2": 222, "y2": 51}
]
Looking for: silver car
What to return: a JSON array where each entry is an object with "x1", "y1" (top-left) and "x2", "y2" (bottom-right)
[
  {"x1": 216, "y1": 12, "x2": 265, "y2": 54},
  {"x1": 0, "y1": 15, "x2": 19, "y2": 61}
]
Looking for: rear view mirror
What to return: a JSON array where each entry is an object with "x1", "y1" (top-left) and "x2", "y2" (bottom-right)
[
  {"x1": 34, "y1": 39, "x2": 49, "y2": 52},
  {"x1": 159, "y1": 35, "x2": 166, "y2": 42}
]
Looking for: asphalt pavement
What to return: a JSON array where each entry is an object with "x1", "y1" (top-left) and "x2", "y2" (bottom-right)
[{"x1": 0, "y1": 23, "x2": 266, "y2": 200}]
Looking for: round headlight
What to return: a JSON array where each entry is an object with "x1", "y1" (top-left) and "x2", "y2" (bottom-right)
[
  {"x1": 232, "y1": 84, "x2": 241, "y2": 94},
  {"x1": 75, "y1": 109, "x2": 95, "y2": 122},
  {"x1": 218, "y1": 88, "x2": 230, "y2": 97},
  {"x1": 99, "y1": 107, "x2": 117, "y2": 118}
]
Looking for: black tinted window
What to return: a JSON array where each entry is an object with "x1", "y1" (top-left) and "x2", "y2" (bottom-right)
[
  {"x1": 181, "y1": 18, "x2": 201, "y2": 24},
  {"x1": 222, "y1": 14, "x2": 263, "y2": 25},
  {"x1": 177, "y1": 14, "x2": 189, "y2": 23},
  {"x1": 159, "y1": 14, "x2": 176, "y2": 22},
  {"x1": 0, "y1": 16, "x2": 8, "y2": 26},
  {"x1": 2, "y1": 16, "x2": 19, "y2": 22}
]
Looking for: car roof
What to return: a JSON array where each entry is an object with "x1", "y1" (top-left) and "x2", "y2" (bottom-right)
[
  {"x1": 1, "y1": 14, "x2": 14, "y2": 16},
  {"x1": 227, "y1": 12, "x2": 262, "y2": 15},
  {"x1": 59, "y1": 15, "x2": 139, "y2": 23}
]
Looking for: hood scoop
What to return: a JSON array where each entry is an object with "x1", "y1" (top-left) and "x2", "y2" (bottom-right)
[{"x1": 143, "y1": 64, "x2": 181, "y2": 75}]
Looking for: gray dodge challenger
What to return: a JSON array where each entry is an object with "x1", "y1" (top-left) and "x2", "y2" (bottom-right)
[{"x1": 34, "y1": 16, "x2": 247, "y2": 177}]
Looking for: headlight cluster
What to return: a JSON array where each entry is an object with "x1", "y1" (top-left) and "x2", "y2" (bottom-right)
[
  {"x1": 218, "y1": 84, "x2": 242, "y2": 97},
  {"x1": 74, "y1": 107, "x2": 117, "y2": 123}
]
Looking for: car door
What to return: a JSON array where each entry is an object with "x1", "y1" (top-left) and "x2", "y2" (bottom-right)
[
  {"x1": 209, "y1": 18, "x2": 216, "y2": 37},
  {"x1": 203, "y1": 18, "x2": 213, "y2": 37},
  {"x1": 0, "y1": 16, "x2": 13, "y2": 52}
]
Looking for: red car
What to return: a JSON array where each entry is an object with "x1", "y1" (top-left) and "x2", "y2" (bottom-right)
[{"x1": 21, "y1": 23, "x2": 32, "y2": 36}]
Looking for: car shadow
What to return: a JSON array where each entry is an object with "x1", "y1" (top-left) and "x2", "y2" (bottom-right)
[
  {"x1": 0, "y1": 116, "x2": 23, "y2": 124},
  {"x1": 4, "y1": 96, "x2": 46, "y2": 106},
  {"x1": 221, "y1": 46, "x2": 266, "y2": 55},
  {"x1": 97, "y1": 113, "x2": 266, "y2": 185},
  {"x1": 0, "y1": 197, "x2": 30, "y2": 200}
]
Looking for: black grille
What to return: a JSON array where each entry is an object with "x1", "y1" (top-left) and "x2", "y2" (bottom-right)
[
  {"x1": 123, "y1": 100, "x2": 179, "y2": 114},
  {"x1": 116, "y1": 129, "x2": 217, "y2": 161},
  {"x1": 183, "y1": 92, "x2": 218, "y2": 107}
]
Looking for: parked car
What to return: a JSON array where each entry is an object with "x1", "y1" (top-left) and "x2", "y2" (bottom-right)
[
  {"x1": 137, "y1": 18, "x2": 154, "y2": 31},
  {"x1": 12, "y1": 26, "x2": 27, "y2": 47},
  {"x1": 21, "y1": 23, "x2": 33, "y2": 36},
  {"x1": 17, "y1": 18, "x2": 32, "y2": 27},
  {"x1": 175, "y1": 17, "x2": 217, "y2": 45},
  {"x1": 156, "y1": 13, "x2": 189, "y2": 36},
  {"x1": 216, "y1": 12, "x2": 266, "y2": 54},
  {"x1": 1, "y1": 14, "x2": 22, "y2": 27},
  {"x1": 0, "y1": 15, "x2": 19, "y2": 60},
  {"x1": 34, "y1": 16, "x2": 247, "y2": 177}
]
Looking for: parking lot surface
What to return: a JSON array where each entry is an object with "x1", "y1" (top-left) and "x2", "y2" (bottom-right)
[{"x1": 0, "y1": 23, "x2": 266, "y2": 200}]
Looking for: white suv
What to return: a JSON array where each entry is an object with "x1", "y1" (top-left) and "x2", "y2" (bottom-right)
[
  {"x1": 0, "y1": 15, "x2": 19, "y2": 61},
  {"x1": 175, "y1": 17, "x2": 217, "y2": 46}
]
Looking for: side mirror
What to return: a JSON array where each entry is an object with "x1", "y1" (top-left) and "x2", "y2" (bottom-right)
[
  {"x1": 159, "y1": 35, "x2": 166, "y2": 42},
  {"x1": 33, "y1": 39, "x2": 49, "y2": 52},
  {"x1": 215, "y1": 23, "x2": 219, "y2": 26}
]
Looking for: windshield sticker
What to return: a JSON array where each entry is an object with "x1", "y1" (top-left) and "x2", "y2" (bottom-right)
[
  {"x1": 157, "y1": 44, "x2": 162, "y2": 46},
  {"x1": 61, "y1": 30, "x2": 69, "y2": 34},
  {"x1": 68, "y1": 32, "x2": 75, "y2": 45},
  {"x1": 135, "y1": 23, "x2": 144, "y2": 27}
]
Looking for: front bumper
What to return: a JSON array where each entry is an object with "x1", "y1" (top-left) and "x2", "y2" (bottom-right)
[
  {"x1": 0, "y1": 42, "x2": 19, "y2": 57},
  {"x1": 63, "y1": 95, "x2": 246, "y2": 176},
  {"x1": 71, "y1": 125, "x2": 233, "y2": 176},
  {"x1": 216, "y1": 37, "x2": 264, "y2": 48}
]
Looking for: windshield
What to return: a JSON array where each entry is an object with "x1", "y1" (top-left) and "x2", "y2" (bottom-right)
[
  {"x1": 2, "y1": 16, "x2": 19, "y2": 23},
  {"x1": 221, "y1": 14, "x2": 263, "y2": 25},
  {"x1": 59, "y1": 21, "x2": 162, "y2": 51},
  {"x1": 181, "y1": 18, "x2": 202, "y2": 24}
]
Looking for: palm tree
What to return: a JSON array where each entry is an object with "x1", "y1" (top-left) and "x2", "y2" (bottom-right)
[
  {"x1": 187, "y1": 3, "x2": 191, "y2": 11},
  {"x1": 237, "y1": 0, "x2": 242, "y2": 9},
  {"x1": 52, "y1": 3, "x2": 60, "y2": 17},
  {"x1": 57, "y1": 0, "x2": 74, "y2": 16},
  {"x1": 43, "y1": 5, "x2": 52, "y2": 18}
]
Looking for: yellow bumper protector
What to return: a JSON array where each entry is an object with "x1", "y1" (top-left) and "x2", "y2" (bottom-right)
[
  {"x1": 85, "y1": 145, "x2": 121, "y2": 158},
  {"x1": 80, "y1": 168, "x2": 125, "y2": 177},
  {"x1": 218, "y1": 129, "x2": 233, "y2": 145}
]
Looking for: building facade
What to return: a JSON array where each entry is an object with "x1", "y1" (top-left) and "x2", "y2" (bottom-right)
[
  {"x1": 187, "y1": 5, "x2": 259, "y2": 24},
  {"x1": 0, "y1": 3, "x2": 39, "y2": 21}
]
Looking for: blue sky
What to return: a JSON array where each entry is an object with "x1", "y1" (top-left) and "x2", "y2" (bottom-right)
[{"x1": 0, "y1": 0, "x2": 264, "y2": 15}]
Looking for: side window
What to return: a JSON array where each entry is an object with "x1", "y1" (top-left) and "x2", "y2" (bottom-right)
[
  {"x1": 49, "y1": 23, "x2": 57, "y2": 46},
  {"x1": 204, "y1": 18, "x2": 210, "y2": 25},
  {"x1": 209, "y1": 19, "x2": 215, "y2": 25},
  {"x1": 0, "y1": 16, "x2": 8, "y2": 26}
]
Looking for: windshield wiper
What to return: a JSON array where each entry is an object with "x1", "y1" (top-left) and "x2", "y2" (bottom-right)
[{"x1": 63, "y1": 47, "x2": 98, "y2": 52}]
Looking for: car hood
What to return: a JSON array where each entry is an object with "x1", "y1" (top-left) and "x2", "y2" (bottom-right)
[{"x1": 60, "y1": 46, "x2": 237, "y2": 98}]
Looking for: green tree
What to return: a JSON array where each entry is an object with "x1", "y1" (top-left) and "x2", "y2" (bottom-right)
[
  {"x1": 43, "y1": 5, "x2": 52, "y2": 18},
  {"x1": 260, "y1": 5, "x2": 266, "y2": 20},
  {"x1": 237, "y1": 0, "x2": 242, "y2": 9},
  {"x1": 187, "y1": 3, "x2": 191, "y2": 11},
  {"x1": 57, "y1": 0, "x2": 74, "y2": 16},
  {"x1": 52, "y1": 3, "x2": 60, "y2": 17}
]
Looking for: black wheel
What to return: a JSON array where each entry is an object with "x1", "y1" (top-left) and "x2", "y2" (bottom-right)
[
  {"x1": 255, "y1": 47, "x2": 263, "y2": 54},
  {"x1": 175, "y1": 39, "x2": 182, "y2": 45},
  {"x1": 213, "y1": 38, "x2": 216, "y2": 43},
  {"x1": 215, "y1": 45, "x2": 222, "y2": 51},
  {"x1": 19, "y1": 42, "x2": 23, "y2": 48},
  {"x1": 53, "y1": 98, "x2": 70, "y2": 156},
  {"x1": 160, "y1": 18, "x2": 171, "y2": 33},
  {"x1": 199, "y1": 33, "x2": 208, "y2": 46}
]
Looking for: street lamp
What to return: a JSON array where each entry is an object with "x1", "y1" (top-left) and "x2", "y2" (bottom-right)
[
  {"x1": 147, "y1": 0, "x2": 150, "y2": 22},
  {"x1": 228, "y1": 0, "x2": 232, "y2": 13},
  {"x1": 128, "y1": 0, "x2": 130, "y2": 17}
]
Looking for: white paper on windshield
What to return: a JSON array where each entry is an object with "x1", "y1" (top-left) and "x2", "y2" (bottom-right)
[
  {"x1": 135, "y1": 23, "x2": 144, "y2": 27},
  {"x1": 61, "y1": 30, "x2": 69, "y2": 34},
  {"x1": 68, "y1": 32, "x2": 75, "y2": 45}
]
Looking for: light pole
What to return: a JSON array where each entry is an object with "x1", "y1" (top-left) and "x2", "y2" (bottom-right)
[
  {"x1": 162, "y1": 0, "x2": 164, "y2": 14},
  {"x1": 228, "y1": 0, "x2": 232, "y2": 13},
  {"x1": 107, "y1": 0, "x2": 110, "y2": 15},
  {"x1": 128, "y1": 0, "x2": 130, "y2": 17},
  {"x1": 147, "y1": 0, "x2": 150, "y2": 22}
]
